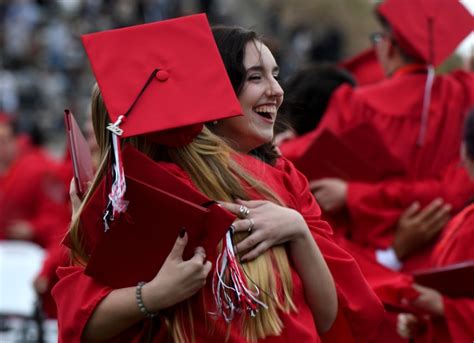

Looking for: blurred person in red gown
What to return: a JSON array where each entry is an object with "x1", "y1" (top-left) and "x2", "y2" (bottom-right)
[
  {"x1": 0, "y1": 112, "x2": 70, "y2": 248},
  {"x1": 282, "y1": 0, "x2": 474, "y2": 273},
  {"x1": 394, "y1": 108, "x2": 474, "y2": 343},
  {"x1": 33, "y1": 114, "x2": 101, "y2": 318}
]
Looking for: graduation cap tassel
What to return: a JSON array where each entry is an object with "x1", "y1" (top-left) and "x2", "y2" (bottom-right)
[
  {"x1": 417, "y1": 65, "x2": 435, "y2": 147},
  {"x1": 211, "y1": 230, "x2": 267, "y2": 322},
  {"x1": 106, "y1": 115, "x2": 129, "y2": 221},
  {"x1": 417, "y1": 17, "x2": 435, "y2": 147}
]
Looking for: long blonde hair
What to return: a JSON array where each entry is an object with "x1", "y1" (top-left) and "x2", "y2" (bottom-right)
[{"x1": 69, "y1": 84, "x2": 296, "y2": 342}]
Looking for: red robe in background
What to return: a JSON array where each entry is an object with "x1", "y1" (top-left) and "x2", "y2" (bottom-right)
[
  {"x1": 281, "y1": 69, "x2": 474, "y2": 270},
  {"x1": 339, "y1": 48, "x2": 385, "y2": 87},
  {"x1": 419, "y1": 205, "x2": 474, "y2": 343},
  {"x1": 35, "y1": 153, "x2": 75, "y2": 318},
  {"x1": 53, "y1": 155, "x2": 384, "y2": 342},
  {"x1": 0, "y1": 146, "x2": 70, "y2": 248},
  {"x1": 349, "y1": 205, "x2": 474, "y2": 343}
]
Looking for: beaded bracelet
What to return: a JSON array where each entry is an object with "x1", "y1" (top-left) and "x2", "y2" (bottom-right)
[{"x1": 136, "y1": 282, "x2": 158, "y2": 318}]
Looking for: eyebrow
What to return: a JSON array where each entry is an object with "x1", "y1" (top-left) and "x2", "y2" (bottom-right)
[{"x1": 246, "y1": 65, "x2": 280, "y2": 73}]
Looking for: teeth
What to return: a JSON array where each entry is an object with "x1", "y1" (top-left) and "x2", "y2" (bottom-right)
[{"x1": 254, "y1": 105, "x2": 276, "y2": 114}]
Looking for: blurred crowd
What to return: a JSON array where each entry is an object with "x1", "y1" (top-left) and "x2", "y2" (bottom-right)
[{"x1": 0, "y1": 0, "x2": 382, "y2": 148}]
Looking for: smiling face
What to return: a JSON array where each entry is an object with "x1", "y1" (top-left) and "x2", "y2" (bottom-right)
[{"x1": 212, "y1": 40, "x2": 284, "y2": 153}]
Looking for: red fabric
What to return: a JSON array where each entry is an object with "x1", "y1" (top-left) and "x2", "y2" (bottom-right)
[
  {"x1": 377, "y1": 0, "x2": 472, "y2": 66},
  {"x1": 238, "y1": 155, "x2": 385, "y2": 342},
  {"x1": 37, "y1": 244, "x2": 70, "y2": 318},
  {"x1": 0, "y1": 147, "x2": 71, "y2": 248},
  {"x1": 283, "y1": 70, "x2": 474, "y2": 265},
  {"x1": 365, "y1": 206, "x2": 474, "y2": 342},
  {"x1": 81, "y1": 14, "x2": 241, "y2": 140},
  {"x1": 340, "y1": 48, "x2": 385, "y2": 86},
  {"x1": 53, "y1": 155, "x2": 384, "y2": 342},
  {"x1": 423, "y1": 205, "x2": 474, "y2": 342},
  {"x1": 53, "y1": 157, "x2": 319, "y2": 342}
]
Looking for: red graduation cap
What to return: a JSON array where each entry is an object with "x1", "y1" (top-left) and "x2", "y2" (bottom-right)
[
  {"x1": 81, "y1": 13, "x2": 241, "y2": 140},
  {"x1": 340, "y1": 48, "x2": 385, "y2": 86},
  {"x1": 378, "y1": 0, "x2": 473, "y2": 67},
  {"x1": 81, "y1": 14, "x2": 242, "y2": 217}
]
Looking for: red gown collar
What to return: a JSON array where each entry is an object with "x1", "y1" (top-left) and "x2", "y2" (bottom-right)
[{"x1": 392, "y1": 64, "x2": 428, "y2": 78}]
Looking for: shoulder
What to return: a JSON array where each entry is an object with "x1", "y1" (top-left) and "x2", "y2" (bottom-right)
[
  {"x1": 453, "y1": 204, "x2": 474, "y2": 234},
  {"x1": 273, "y1": 156, "x2": 312, "y2": 194}
]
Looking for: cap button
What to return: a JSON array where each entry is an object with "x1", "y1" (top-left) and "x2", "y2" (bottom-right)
[{"x1": 155, "y1": 70, "x2": 169, "y2": 82}]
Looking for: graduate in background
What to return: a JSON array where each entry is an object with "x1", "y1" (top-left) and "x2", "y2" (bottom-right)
[
  {"x1": 34, "y1": 115, "x2": 101, "y2": 319},
  {"x1": 287, "y1": 0, "x2": 474, "y2": 272},
  {"x1": 396, "y1": 108, "x2": 474, "y2": 343},
  {"x1": 0, "y1": 112, "x2": 70, "y2": 248},
  {"x1": 274, "y1": 63, "x2": 356, "y2": 147},
  {"x1": 53, "y1": 16, "x2": 344, "y2": 342}
]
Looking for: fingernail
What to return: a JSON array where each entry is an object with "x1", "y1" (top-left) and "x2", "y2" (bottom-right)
[{"x1": 179, "y1": 227, "x2": 186, "y2": 238}]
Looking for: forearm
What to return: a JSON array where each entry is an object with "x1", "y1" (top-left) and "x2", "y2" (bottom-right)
[
  {"x1": 290, "y1": 227, "x2": 337, "y2": 333},
  {"x1": 82, "y1": 286, "x2": 143, "y2": 342}
]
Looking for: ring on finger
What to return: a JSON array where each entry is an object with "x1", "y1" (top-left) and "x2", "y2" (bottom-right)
[
  {"x1": 238, "y1": 205, "x2": 250, "y2": 219},
  {"x1": 247, "y1": 218, "x2": 255, "y2": 233}
]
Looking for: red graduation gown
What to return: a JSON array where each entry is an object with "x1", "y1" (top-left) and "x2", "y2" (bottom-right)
[
  {"x1": 237, "y1": 154, "x2": 385, "y2": 342},
  {"x1": 423, "y1": 205, "x2": 474, "y2": 343},
  {"x1": 356, "y1": 206, "x2": 474, "y2": 343},
  {"x1": 281, "y1": 69, "x2": 474, "y2": 269},
  {"x1": 0, "y1": 147, "x2": 71, "y2": 248},
  {"x1": 53, "y1": 158, "x2": 319, "y2": 342},
  {"x1": 53, "y1": 155, "x2": 384, "y2": 342}
]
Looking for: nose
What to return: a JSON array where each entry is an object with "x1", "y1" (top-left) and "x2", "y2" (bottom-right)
[{"x1": 266, "y1": 77, "x2": 284, "y2": 99}]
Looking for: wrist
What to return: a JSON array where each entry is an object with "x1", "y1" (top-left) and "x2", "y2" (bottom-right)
[
  {"x1": 392, "y1": 237, "x2": 408, "y2": 260},
  {"x1": 140, "y1": 281, "x2": 163, "y2": 314},
  {"x1": 434, "y1": 294, "x2": 445, "y2": 317},
  {"x1": 290, "y1": 210, "x2": 310, "y2": 241}
]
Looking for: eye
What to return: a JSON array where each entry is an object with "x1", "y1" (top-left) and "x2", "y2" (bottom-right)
[
  {"x1": 273, "y1": 74, "x2": 280, "y2": 81},
  {"x1": 247, "y1": 74, "x2": 262, "y2": 81}
]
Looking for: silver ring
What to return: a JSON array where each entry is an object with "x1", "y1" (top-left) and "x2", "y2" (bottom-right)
[
  {"x1": 238, "y1": 205, "x2": 250, "y2": 219},
  {"x1": 247, "y1": 218, "x2": 255, "y2": 233}
]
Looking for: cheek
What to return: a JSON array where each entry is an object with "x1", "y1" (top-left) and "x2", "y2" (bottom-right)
[{"x1": 217, "y1": 116, "x2": 250, "y2": 135}]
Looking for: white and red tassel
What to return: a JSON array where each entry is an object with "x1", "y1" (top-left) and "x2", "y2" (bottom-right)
[
  {"x1": 211, "y1": 230, "x2": 267, "y2": 322},
  {"x1": 105, "y1": 115, "x2": 129, "y2": 230},
  {"x1": 417, "y1": 65, "x2": 435, "y2": 147}
]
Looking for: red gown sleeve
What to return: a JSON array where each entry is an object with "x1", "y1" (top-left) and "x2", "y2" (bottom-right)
[
  {"x1": 276, "y1": 158, "x2": 385, "y2": 343},
  {"x1": 52, "y1": 266, "x2": 113, "y2": 342},
  {"x1": 345, "y1": 161, "x2": 474, "y2": 249},
  {"x1": 441, "y1": 297, "x2": 474, "y2": 342},
  {"x1": 37, "y1": 244, "x2": 70, "y2": 318}
]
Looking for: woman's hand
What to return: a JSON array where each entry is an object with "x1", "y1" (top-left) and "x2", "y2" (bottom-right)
[
  {"x1": 397, "y1": 313, "x2": 428, "y2": 339},
  {"x1": 407, "y1": 284, "x2": 444, "y2": 316},
  {"x1": 220, "y1": 199, "x2": 337, "y2": 332},
  {"x1": 309, "y1": 178, "x2": 347, "y2": 213},
  {"x1": 142, "y1": 230, "x2": 212, "y2": 312},
  {"x1": 69, "y1": 178, "x2": 82, "y2": 218},
  {"x1": 393, "y1": 198, "x2": 451, "y2": 259},
  {"x1": 83, "y1": 231, "x2": 212, "y2": 342},
  {"x1": 219, "y1": 199, "x2": 308, "y2": 261}
]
